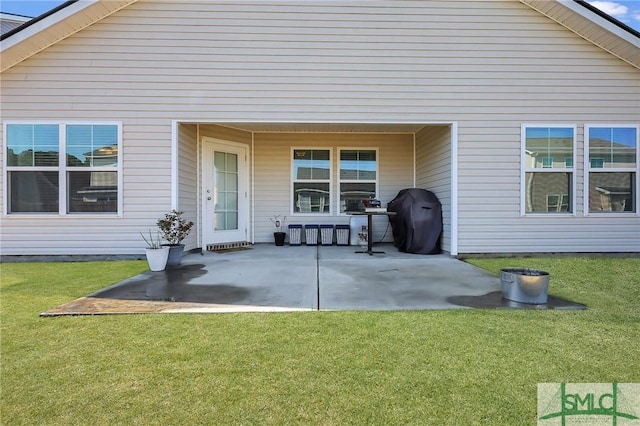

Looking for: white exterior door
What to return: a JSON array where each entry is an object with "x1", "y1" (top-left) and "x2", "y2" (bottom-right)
[{"x1": 202, "y1": 138, "x2": 248, "y2": 244}]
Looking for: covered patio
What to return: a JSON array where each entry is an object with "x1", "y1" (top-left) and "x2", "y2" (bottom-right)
[
  {"x1": 41, "y1": 245, "x2": 586, "y2": 315},
  {"x1": 176, "y1": 122, "x2": 457, "y2": 254}
]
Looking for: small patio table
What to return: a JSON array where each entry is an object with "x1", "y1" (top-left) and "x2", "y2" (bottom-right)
[{"x1": 348, "y1": 210, "x2": 396, "y2": 255}]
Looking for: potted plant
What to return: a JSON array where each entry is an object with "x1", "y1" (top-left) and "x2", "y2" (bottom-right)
[
  {"x1": 157, "y1": 209, "x2": 194, "y2": 266},
  {"x1": 269, "y1": 215, "x2": 287, "y2": 246},
  {"x1": 140, "y1": 230, "x2": 170, "y2": 271}
]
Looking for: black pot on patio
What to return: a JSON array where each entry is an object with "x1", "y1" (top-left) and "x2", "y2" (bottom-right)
[
  {"x1": 164, "y1": 244, "x2": 185, "y2": 267},
  {"x1": 274, "y1": 232, "x2": 286, "y2": 246}
]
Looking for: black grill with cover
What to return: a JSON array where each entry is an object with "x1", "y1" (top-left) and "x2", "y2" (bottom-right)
[{"x1": 387, "y1": 188, "x2": 442, "y2": 254}]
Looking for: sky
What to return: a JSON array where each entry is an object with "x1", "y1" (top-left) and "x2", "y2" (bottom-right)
[{"x1": 2, "y1": 0, "x2": 640, "y2": 32}]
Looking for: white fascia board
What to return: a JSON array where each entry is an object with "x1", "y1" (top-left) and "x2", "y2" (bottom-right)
[{"x1": 1, "y1": 1, "x2": 99, "y2": 52}]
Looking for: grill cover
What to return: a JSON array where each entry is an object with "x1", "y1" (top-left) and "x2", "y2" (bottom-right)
[{"x1": 387, "y1": 188, "x2": 442, "y2": 254}]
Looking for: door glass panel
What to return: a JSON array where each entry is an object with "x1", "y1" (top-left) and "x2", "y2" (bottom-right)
[
  {"x1": 214, "y1": 151, "x2": 239, "y2": 231},
  {"x1": 227, "y1": 212, "x2": 238, "y2": 229},
  {"x1": 214, "y1": 151, "x2": 226, "y2": 169},
  {"x1": 226, "y1": 173, "x2": 238, "y2": 191},
  {"x1": 215, "y1": 212, "x2": 225, "y2": 230},
  {"x1": 227, "y1": 192, "x2": 238, "y2": 208},
  {"x1": 217, "y1": 193, "x2": 227, "y2": 210},
  {"x1": 227, "y1": 154, "x2": 238, "y2": 172}
]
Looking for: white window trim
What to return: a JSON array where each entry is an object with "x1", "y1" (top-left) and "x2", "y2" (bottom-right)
[
  {"x1": 3, "y1": 121, "x2": 123, "y2": 217},
  {"x1": 584, "y1": 124, "x2": 639, "y2": 216},
  {"x1": 337, "y1": 147, "x2": 379, "y2": 216},
  {"x1": 290, "y1": 147, "x2": 332, "y2": 216},
  {"x1": 521, "y1": 124, "x2": 577, "y2": 216}
]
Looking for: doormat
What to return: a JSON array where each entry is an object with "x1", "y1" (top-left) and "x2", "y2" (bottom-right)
[
  {"x1": 206, "y1": 242, "x2": 252, "y2": 252},
  {"x1": 210, "y1": 246, "x2": 253, "y2": 253}
]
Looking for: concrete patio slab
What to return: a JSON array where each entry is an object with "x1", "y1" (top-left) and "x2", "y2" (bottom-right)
[
  {"x1": 40, "y1": 243, "x2": 526, "y2": 315},
  {"x1": 99, "y1": 245, "x2": 318, "y2": 311},
  {"x1": 318, "y1": 252, "x2": 501, "y2": 310}
]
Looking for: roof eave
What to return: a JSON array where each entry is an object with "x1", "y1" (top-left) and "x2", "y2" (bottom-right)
[
  {"x1": 520, "y1": 0, "x2": 640, "y2": 69},
  {"x1": 573, "y1": 0, "x2": 640, "y2": 40},
  {"x1": 1, "y1": 0, "x2": 138, "y2": 73},
  {"x1": 2, "y1": 0, "x2": 638, "y2": 73},
  {"x1": 1, "y1": 1, "x2": 78, "y2": 40}
]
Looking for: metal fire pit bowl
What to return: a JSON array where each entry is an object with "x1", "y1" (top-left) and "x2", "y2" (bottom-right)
[{"x1": 500, "y1": 268, "x2": 550, "y2": 304}]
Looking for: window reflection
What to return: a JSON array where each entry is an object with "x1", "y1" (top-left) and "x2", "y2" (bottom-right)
[
  {"x1": 68, "y1": 171, "x2": 117, "y2": 213},
  {"x1": 525, "y1": 172, "x2": 572, "y2": 213},
  {"x1": 9, "y1": 171, "x2": 59, "y2": 213},
  {"x1": 293, "y1": 149, "x2": 330, "y2": 180},
  {"x1": 339, "y1": 149, "x2": 377, "y2": 212},
  {"x1": 292, "y1": 149, "x2": 331, "y2": 213},
  {"x1": 6, "y1": 124, "x2": 59, "y2": 166},
  {"x1": 589, "y1": 172, "x2": 635, "y2": 212},
  {"x1": 525, "y1": 127, "x2": 573, "y2": 169},
  {"x1": 6, "y1": 123, "x2": 119, "y2": 214},
  {"x1": 66, "y1": 125, "x2": 118, "y2": 167},
  {"x1": 589, "y1": 127, "x2": 637, "y2": 168},
  {"x1": 294, "y1": 183, "x2": 330, "y2": 213}
]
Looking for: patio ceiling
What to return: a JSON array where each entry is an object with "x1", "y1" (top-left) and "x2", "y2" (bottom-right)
[{"x1": 202, "y1": 123, "x2": 442, "y2": 134}]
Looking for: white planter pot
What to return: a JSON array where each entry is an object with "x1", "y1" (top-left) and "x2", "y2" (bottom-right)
[{"x1": 145, "y1": 247, "x2": 170, "y2": 271}]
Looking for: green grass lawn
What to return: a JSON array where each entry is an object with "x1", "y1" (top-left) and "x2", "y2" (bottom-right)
[{"x1": 1, "y1": 258, "x2": 639, "y2": 425}]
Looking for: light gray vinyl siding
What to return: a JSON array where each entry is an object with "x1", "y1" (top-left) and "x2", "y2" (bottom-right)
[
  {"x1": 416, "y1": 126, "x2": 452, "y2": 253},
  {"x1": 177, "y1": 123, "x2": 198, "y2": 250},
  {"x1": 456, "y1": 123, "x2": 640, "y2": 254},
  {"x1": 253, "y1": 133, "x2": 413, "y2": 243},
  {"x1": 0, "y1": 121, "x2": 174, "y2": 255},
  {"x1": 1, "y1": 0, "x2": 638, "y2": 255},
  {"x1": 199, "y1": 125, "x2": 252, "y2": 145}
]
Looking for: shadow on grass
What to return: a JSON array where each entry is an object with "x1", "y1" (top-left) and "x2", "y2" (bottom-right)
[{"x1": 447, "y1": 291, "x2": 587, "y2": 310}]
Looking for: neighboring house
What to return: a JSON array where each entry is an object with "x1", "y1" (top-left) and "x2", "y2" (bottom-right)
[
  {"x1": 0, "y1": 13, "x2": 31, "y2": 36},
  {"x1": 1, "y1": 0, "x2": 638, "y2": 257}
]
